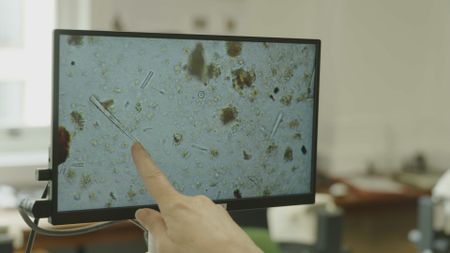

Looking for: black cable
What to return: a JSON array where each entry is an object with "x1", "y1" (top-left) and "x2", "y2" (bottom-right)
[
  {"x1": 129, "y1": 219, "x2": 146, "y2": 231},
  {"x1": 24, "y1": 183, "x2": 49, "y2": 253},
  {"x1": 20, "y1": 186, "x2": 149, "y2": 252},
  {"x1": 18, "y1": 207, "x2": 120, "y2": 237},
  {"x1": 129, "y1": 219, "x2": 149, "y2": 247}
]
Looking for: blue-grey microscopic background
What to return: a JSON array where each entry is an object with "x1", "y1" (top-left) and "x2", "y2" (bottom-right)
[{"x1": 57, "y1": 34, "x2": 317, "y2": 212}]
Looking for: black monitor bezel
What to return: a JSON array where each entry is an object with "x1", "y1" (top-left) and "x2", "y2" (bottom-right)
[{"x1": 50, "y1": 29, "x2": 320, "y2": 225}]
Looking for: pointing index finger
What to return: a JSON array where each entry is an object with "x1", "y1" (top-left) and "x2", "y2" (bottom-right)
[{"x1": 131, "y1": 142, "x2": 179, "y2": 209}]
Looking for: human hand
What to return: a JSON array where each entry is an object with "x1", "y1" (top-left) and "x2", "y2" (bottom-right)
[{"x1": 131, "y1": 142, "x2": 263, "y2": 253}]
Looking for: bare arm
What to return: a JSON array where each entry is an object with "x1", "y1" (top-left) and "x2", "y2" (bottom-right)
[{"x1": 131, "y1": 142, "x2": 263, "y2": 253}]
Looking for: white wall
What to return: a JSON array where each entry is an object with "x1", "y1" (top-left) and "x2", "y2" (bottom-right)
[{"x1": 71, "y1": 0, "x2": 450, "y2": 175}]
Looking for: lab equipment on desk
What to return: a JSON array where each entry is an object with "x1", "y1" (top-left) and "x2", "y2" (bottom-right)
[
  {"x1": 268, "y1": 194, "x2": 350, "y2": 253},
  {"x1": 409, "y1": 169, "x2": 450, "y2": 253},
  {"x1": 0, "y1": 185, "x2": 16, "y2": 208},
  {"x1": 0, "y1": 227, "x2": 13, "y2": 253}
]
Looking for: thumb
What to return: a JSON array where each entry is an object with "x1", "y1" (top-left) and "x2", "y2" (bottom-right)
[{"x1": 136, "y1": 208, "x2": 167, "y2": 238}]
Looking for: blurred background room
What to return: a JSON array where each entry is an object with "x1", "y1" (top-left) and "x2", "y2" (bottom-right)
[{"x1": 1, "y1": 0, "x2": 450, "y2": 253}]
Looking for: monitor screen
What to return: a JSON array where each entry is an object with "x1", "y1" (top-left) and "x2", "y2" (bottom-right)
[{"x1": 51, "y1": 30, "x2": 320, "y2": 224}]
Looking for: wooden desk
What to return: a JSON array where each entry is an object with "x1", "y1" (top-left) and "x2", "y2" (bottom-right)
[
  {"x1": 320, "y1": 178, "x2": 428, "y2": 253},
  {"x1": 17, "y1": 221, "x2": 143, "y2": 252}
]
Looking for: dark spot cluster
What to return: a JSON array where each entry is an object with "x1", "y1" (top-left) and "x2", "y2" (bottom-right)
[
  {"x1": 269, "y1": 87, "x2": 280, "y2": 101},
  {"x1": 220, "y1": 105, "x2": 238, "y2": 125}
]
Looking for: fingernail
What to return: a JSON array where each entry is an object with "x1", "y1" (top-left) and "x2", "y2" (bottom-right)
[
  {"x1": 135, "y1": 208, "x2": 146, "y2": 221},
  {"x1": 132, "y1": 142, "x2": 142, "y2": 152},
  {"x1": 134, "y1": 209, "x2": 143, "y2": 222}
]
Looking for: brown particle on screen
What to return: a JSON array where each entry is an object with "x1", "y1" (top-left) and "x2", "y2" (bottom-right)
[
  {"x1": 70, "y1": 111, "x2": 85, "y2": 130},
  {"x1": 243, "y1": 150, "x2": 252, "y2": 160},
  {"x1": 210, "y1": 148, "x2": 219, "y2": 158},
  {"x1": 266, "y1": 143, "x2": 278, "y2": 154},
  {"x1": 288, "y1": 119, "x2": 300, "y2": 128},
  {"x1": 182, "y1": 150, "x2": 190, "y2": 158},
  {"x1": 173, "y1": 133, "x2": 183, "y2": 146},
  {"x1": 220, "y1": 105, "x2": 238, "y2": 125},
  {"x1": 249, "y1": 89, "x2": 259, "y2": 102},
  {"x1": 135, "y1": 102, "x2": 143, "y2": 112},
  {"x1": 65, "y1": 168, "x2": 76, "y2": 182},
  {"x1": 80, "y1": 174, "x2": 92, "y2": 189},
  {"x1": 128, "y1": 187, "x2": 137, "y2": 200},
  {"x1": 57, "y1": 126, "x2": 71, "y2": 165},
  {"x1": 293, "y1": 133, "x2": 302, "y2": 139},
  {"x1": 207, "y1": 63, "x2": 221, "y2": 79},
  {"x1": 232, "y1": 68, "x2": 255, "y2": 90},
  {"x1": 226, "y1": 41, "x2": 242, "y2": 57},
  {"x1": 187, "y1": 43, "x2": 205, "y2": 81},
  {"x1": 284, "y1": 147, "x2": 293, "y2": 162},
  {"x1": 68, "y1": 35, "x2": 83, "y2": 46},
  {"x1": 271, "y1": 68, "x2": 277, "y2": 76},
  {"x1": 233, "y1": 189, "x2": 242, "y2": 199},
  {"x1": 101, "y1": 99, "x2": 114, "y2": 111},
  {"x1": 280, "y1": 94, "x2": 292, "y2": 106},
  {"x1": 284, "y1": 68, "x2": 294, "y2": 81}
]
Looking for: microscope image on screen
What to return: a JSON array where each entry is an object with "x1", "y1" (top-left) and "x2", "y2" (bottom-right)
[{"x1": 56, "y1": 34, "x2": 316, "y2": 212}]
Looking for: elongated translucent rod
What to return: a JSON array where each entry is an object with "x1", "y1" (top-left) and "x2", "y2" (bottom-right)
[{"x1": 89, "y1": 95, "x2": 138, "y2": 142}]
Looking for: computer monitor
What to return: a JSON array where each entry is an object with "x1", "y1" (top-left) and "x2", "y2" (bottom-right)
[{"x1": 50, "y1": 29, "x2": 320, "y2": 224}]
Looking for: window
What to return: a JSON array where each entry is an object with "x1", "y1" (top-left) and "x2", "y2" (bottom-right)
[
  {"x1": 0, "y1": 0, "x2": 55, "y2": 128},
  {"x1": 0, "y1": 0, "x2": 56, "y2": 173}
]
